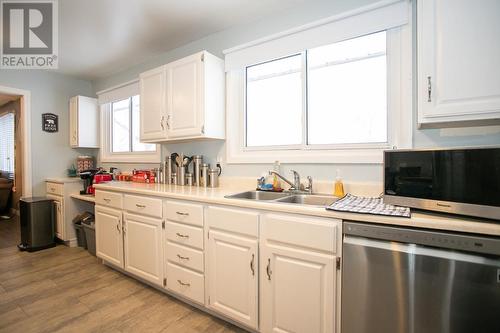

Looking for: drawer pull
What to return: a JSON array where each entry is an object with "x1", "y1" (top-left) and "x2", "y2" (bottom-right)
[
  {"x1": 176, "y1": 211, "x2": 189, "y2": 216},
  {"x1": 50, "y1": 187, "x2": 55, "y2": 191},
  {"x1": 135, "y1": 204, "x2": 146, "y2": 208},
  {"x1": 176, "y1": 232, "x2": 190, "y2": 239},
  {"x1": 177, "y1": 254, "x2": 190, "y2": 261},
  {"x1": 103, "y1": 198, "x2": 111, "y2": 202},
  {"x1": 177, "y1": 279, "x2": 190, "y2": 287}
]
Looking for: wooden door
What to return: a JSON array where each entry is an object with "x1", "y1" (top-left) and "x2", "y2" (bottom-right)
[
  {"x1": 207, "y1": 229, "x2": 258, "y2": 329},
  {"x1": 260, "y1": 243, "x2": 336, "y2": 333},
  {"x1": 95, "y1": 206, "x2": 123, "y2": 268},
  {"x1": 123, "y1": 213, "x2": 163, "y2": 286},
  {"x1": 140, "y1": 66, "x2": 168, "y2": 141},
  {"x1": 166, "y1": 52, "x2": 204, "y2": 138}
]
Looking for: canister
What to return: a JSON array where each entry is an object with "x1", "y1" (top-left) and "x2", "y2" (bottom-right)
[
  {"x1": 193, "y1": 155, "x2": 203, "y2": 186},
  {"x1": 186, "y1": 173, "x2": 193, "y2": 186},
  {"x1": 201, "y1": 163, "x2": 209, "y2": 188},
  {"x1": 209, "y1": 168, "x2": 219, "y2": 188}
]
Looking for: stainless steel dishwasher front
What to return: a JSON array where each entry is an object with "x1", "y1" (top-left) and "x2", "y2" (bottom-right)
[{"x1": 342, "y1": 221, "x2": 500, "y2": 333}]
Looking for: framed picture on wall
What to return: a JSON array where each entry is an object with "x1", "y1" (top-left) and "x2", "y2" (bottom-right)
[{"x1": 42, "y1": 113, "x2": 58, "y2": 132}]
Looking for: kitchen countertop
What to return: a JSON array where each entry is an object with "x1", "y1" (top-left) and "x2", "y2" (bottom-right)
[{"x1": 94, "y1": 181, "x2": 500, "y2": 237}]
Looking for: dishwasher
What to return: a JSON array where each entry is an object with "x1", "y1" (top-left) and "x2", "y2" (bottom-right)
[{"x1": 342, "y1": 221, "x2": 500, "y2": 333}]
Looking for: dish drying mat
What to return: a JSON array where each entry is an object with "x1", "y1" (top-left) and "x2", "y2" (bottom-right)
[{"x1": 326, "y1": 193, "x2": 411, "y2": 218}]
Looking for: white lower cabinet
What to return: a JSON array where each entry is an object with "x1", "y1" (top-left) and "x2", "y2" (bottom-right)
[
  {"x1": 95, "y1": 205, "x2": 124, "y2": 268},
  {"x1": 164, "y1": 200, "x2": 206, "y2": 305},
  {"x1": 206, "y1": 206, "x2": 260, "y2": 330},
  {"x1": 123, "y1": 213, "x2": 164, "y2": 286},
  {"x1": 260, "y1": 213, "x2": 340, "y2": 333},
  {"x1": 260, "y1": 244, "x2": 335, "y2": 333},
  {"x1": 207, "y1": 229, "x2": 258, "y2": 329},
  {"x1": 96, "y1": 192, "x2": 342, "y2": 333}
]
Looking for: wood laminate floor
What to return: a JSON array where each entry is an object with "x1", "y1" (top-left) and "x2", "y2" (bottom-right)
[{"x1": 0, "y1": 217, "x2": 244, "y2": 333}]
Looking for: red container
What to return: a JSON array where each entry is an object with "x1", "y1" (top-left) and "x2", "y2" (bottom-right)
[{"x1": 94, "y1": 174, "x2": 113, "y2": 184}]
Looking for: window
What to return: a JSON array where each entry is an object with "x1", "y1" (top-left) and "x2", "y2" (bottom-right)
[
  {"x1": 99, "y1": 88, "x2": 160, "y2": 163},
  {"x1": 245, "y1": 31, "x2": 387, "y2": 149},
  {"x1": 225, "y1": 0, "x2": 412, "y2": 164},
  {"x1": 111, "y1": 95, "x2": 155, "y2": 153},
  {"x1": 0, "y1": 113, "x2": 15, "y2": 173}
]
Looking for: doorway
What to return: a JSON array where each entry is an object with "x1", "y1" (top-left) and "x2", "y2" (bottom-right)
[{"x1": 0, "y1": 94, "x2": 22, "y2": 217}]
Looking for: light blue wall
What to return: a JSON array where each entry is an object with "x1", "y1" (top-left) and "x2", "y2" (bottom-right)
[
  {"x1": 93, "y1": 0, "x2": 500, "y2": 185},
  {"x1": 0, "y1": 70, "x2": 95, "y2": 195}
]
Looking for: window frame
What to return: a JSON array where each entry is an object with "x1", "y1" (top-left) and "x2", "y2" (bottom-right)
[
  {"x1": 226, "y1": 27, "x2": 412, "y2": 164},
  {"x1": 100, "y1": 98, "x2": 161, "y2": 164}
]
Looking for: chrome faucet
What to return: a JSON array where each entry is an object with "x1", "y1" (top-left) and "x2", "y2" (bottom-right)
[{"x1": 268, "y1": 169, "x2": 306, "y2": 193}]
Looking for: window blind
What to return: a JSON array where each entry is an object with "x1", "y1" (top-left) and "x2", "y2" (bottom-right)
[
  {"x1": 96, "y1": 80, "x2": 139, "y2": 105},
  {"x1": 0, "y1": 113, "x2": 15, "y2": 173}
]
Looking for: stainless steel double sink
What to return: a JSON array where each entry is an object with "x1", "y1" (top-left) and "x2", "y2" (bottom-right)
[{"x1": 225, "y1": 190, "x2": 338, "y2": 207}]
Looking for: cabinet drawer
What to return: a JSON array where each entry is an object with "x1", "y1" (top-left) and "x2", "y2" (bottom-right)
[
  {"x1": 165, "y1": 221, "x2": 203, "y2": 250},
  {"x1": 165, "y1": 200, "x2": 203, "y2": 226},
  {"x1": 124, "y1": 194, "x2": 163, "y2": 218},
  {"x1": 95, "y1": 190, "x2": 123, "y2": 209},
  {"x1": 166, "y1": 262, "x2": 204, "y2": 305},
  {"x1": 166, "y1": 241, "x2": 204, "y2": 273},
  {"x1": 206, "y1": 206, "x2": 259, "y2": 237},
  {"x1": 262, "y1": 213, "x2": 338, "y2": 253},
  {"x1": 46, "y1": 182, "x2": 63, "y2": 196}
]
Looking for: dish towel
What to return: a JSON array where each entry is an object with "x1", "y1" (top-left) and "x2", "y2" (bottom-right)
[{"x1": 326, "y1": 193, "x2": 411, "y2": 218}]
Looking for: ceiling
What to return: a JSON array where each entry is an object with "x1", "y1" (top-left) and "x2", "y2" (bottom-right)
[
  {"x1": 0, "y1": 94, "x2": 20, "y2": 108},
  {"x1": 58, "y1": 0, "x2": 309, "y2": 80}
]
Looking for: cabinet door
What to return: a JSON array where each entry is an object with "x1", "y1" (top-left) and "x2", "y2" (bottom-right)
[
  {"x1": 123, "y1": 213, "x2": 163, "y2": 286},
  {"x1": 95, "y1": 206, "x2": 124, "y2": 268},
  {"x1": 418, "y1": 0, "x2": 500, "y2": 125},
  {"x1": 69, "y1": 97, "x2": 78, "y2": 146},
  {"x1": 207, "y1": 229, "x2": 258, "y2": 330},
  {"x1": 166, "y1": 52, "x2": 204, "y2": 138},
  {"x1": 47, "y1": 194, "x2": 63, "y2": 239},
  {"x1": 260, "y1": 243, "x2": 336, "y2": 333},
  {"x1": 140, "y1": 66, "x2": 168, "y2": 141}
]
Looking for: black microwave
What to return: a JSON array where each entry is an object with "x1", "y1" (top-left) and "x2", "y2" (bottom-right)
[{"x1": 384, "y1": 147, "x2": 500, "y2": 220}]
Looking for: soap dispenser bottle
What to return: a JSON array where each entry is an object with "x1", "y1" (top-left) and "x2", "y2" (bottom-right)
[{"x1": 333, "y1": 170, "x2": 345, "y2": 198}]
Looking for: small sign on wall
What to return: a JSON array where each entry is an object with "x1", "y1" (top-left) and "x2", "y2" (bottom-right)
[{"x1": 42, "y1": 113, "x2": 58, "y2": 132}]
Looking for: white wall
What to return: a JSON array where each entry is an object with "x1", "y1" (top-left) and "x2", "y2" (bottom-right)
[
  {"x1": 93, "y1": 0, "x2": 500, "y2": 188},
  {"x1": 0, "y1": 70, "x2": 95, "y2": 195}
]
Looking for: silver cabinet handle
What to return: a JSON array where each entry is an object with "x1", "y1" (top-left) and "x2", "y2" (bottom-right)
[
  {"x1": 50, "y1": 187, "x2": 55, "y2": 192},
  {"x1": 176, "y1": 211, "x2": 189, "y2": 216},
  {"x1": 177, "y1": 254, "x2": 190, "y2": 261},
  {"x1": 160, "y1": 116, "x2": 165, "y2": 130},
  {"x1": 103, "y1": 198, "x2": 111, "y2": 202},
  {"x1": 116, "y1": 222, "x2": 120, "y2": 233},
  {"x1": 427, "y1": 76, "x2": 432, "y2": 102},
  {"x1": 177, "y1": 279, "x2": 190, "y2": 287},
  {"x1": 135, "y1": 204, "x2": 146, "y2": 208},
  {"x1": 266, "y1": 258, "x2": 272, "y2": 280},
  {"x1": 250, "y1": 254, "x2": 255, "y2": 276},
  {"x1": 176, "y1": 232, "x2": 189, "y2": 238},
  {"x1": 166, "y1": 115, "x2": 171, "y2": 130}
]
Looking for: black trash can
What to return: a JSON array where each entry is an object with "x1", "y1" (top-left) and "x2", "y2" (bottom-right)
[
  {"x1": 18, "y1": 197, "x2": 56, "y2": 252},
  {"x1": 82, "y1": 220, "x2": 96, "y2": 256}
]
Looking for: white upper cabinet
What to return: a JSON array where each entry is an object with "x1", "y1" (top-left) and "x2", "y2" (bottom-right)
[
  {"x1": 140, "y1": 66, "x2": 168, "y2": 141},
  {"x1": 417, "y1": 0, "x2": 500, "y2": 127},
  {"x1": 69, "y1": 95, "x2": 99, "y2": 148},
  {"x1": 139, "y1": 51, "x2": 225, "y2": 142}
]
